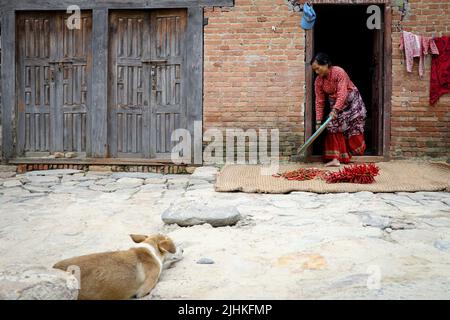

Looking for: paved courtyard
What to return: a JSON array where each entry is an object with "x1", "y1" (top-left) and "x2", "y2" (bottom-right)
[{"x1": 0, "y1": 166, "x2": 450, "y2": 299}]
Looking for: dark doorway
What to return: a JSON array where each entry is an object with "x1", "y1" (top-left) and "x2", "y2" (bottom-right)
[{"x1": 310, "y1": 4, "x2": 384, "y2": 156}]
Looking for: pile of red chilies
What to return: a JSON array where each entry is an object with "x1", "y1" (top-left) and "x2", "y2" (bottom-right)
[
  {"x1": 273, "y1": 168, "x2": 328, "y2": 181},
  {"x1": 273, "y1": 163, "x2": 380, "y2": 184},
  {"x1": 324, "y1": 163, "x2": 380, "y2": 184}
]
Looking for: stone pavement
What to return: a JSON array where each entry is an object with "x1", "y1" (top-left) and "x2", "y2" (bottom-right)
[{"x1": 0, "y1": 166, "x2": 449, "y2": 299}]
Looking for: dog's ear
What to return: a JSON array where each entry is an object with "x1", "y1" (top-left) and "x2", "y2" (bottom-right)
[
  {"x1": 158, "y1": 239, "x2": 176, "y2": 254},
  {"x1": 130, "y1": 234, "x2": 148, "y2": 243}
]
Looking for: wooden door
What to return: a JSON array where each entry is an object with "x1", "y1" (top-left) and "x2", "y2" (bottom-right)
[
  {"x1": 109, "y1": 9, "x2": 187, "y2": 159},
  {"x1": 57, "y1": 12, "x2": 92, "y2": 155},
  {"x1": 371, "y1": 21, "x2": 384, "y2": 156},
  {"x1": 17, "y1": 13, "x2": 54, "y2": 156},
  {"x1": 16, "y1": 12, "x2": 92, "y2": 157}
]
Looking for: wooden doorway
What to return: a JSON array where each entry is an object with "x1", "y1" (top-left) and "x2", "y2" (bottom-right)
[
  {"x1": 108, "y1": 10, "x2": 187, "y2": 159},
  {"x1": 305, "y1": 3, "x2": 391, "y2": 160},
  {"x1": 16, "y1": 11, "x2": 92, "y2": 157}
]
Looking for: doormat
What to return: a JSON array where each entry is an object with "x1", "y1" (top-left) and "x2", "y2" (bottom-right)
[{"x1": 214, "y1": 161, "x2": 450, "y2": 194}]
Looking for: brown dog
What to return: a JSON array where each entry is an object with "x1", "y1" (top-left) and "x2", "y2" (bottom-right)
[{"x1": 53, "y1": 234, "x2": 177, "y2": 300}]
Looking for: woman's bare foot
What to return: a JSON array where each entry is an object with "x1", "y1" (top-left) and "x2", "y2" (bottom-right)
[{"x1": 325, "y1": 159, "x2": 340, "y2": 167}]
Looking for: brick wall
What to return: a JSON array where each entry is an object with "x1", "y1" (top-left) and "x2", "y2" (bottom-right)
[
  {"x1": 204, "y1": 0, "x2": 305, "y2": 161},
  {"x1": 391, "y1": 0, "x2": 450, "y2": 158},
  {"x1": 203, "y1": 0, "x2": 450, "y2": 160}
]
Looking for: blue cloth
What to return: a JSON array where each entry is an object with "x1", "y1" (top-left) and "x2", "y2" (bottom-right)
[{"x1": 301, "y1": 3, "x2": 316, "y2": 30}]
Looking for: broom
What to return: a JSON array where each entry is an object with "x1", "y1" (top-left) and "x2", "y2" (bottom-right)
[{"x1": 295, "y1": 114, "x2": 334, "y2": 159}]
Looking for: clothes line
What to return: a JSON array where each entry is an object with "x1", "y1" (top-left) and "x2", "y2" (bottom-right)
[{"x1": 399, "y1": 30, "x2": 440, "y2": 78}]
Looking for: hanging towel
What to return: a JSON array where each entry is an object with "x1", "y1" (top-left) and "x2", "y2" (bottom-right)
[
  {"x1": 420, "y1": 36, "x2": 440, "y2": 77},
  {"x1": 430, "y1": 36, "x2": 450, "y2": 105},
  {"x1": 400, "y1": 31, "x2": 439, "y2": 77},
  {"x1": 400, "y1": 31, "x2": 422, "y2": 74}
]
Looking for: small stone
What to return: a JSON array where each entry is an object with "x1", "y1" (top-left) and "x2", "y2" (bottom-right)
[
  {"x1": 197, "y1": 258, "x2": 215, "y2": 265},
  {"x1": 361, "y1": 214, "x2": 391, "y2": 229},
  {"x1": 190, "y1": 167, "x2": 219, "y2": 182},
  {"x1": 2, "y1": 180, "x2": 23, "y2": 188},
  {"x1": 26, "y1": 169, "x2": 82, "y2": 177},
  {"x1": 22, "y1": 185, "x2": 50, "y2": 193},
  {"x1": 0, "y1": 165, "x2": 17, "y2": 172},
  {"x1": 25, "y1": 176, "x2": 60, "y2": 186},
  {"x1": 385, "y1": 228, "x2": 393, "y2": 233},
  {"x1": 0, "y1": 187, "x2": 31, "y2": 197},
  {"x1": 162, "y1": 201, "x2": 241, "y2": 227},
  {"x1": 144, "y1": 178, "x2": 167, "y2": 185},
  {"x1": 140, "y1": 184, "x2": 167, "y2": 191},
  {"x1": 111, "y1": 172, "x2": 163, "y2": 180},
  {"x1": 89, "y1": 183, "x2": 121, "y2": 193},
  {"x1": 116, "y1": 178, "x2": 144, "y2": 188},
  {"x1": 78, "y1": 180, "x2": 95, "y2": 187},
  {"x1": 0, "y1": 264, "x2": 78, "y2": 300},
  {"x1": 54, "y1": 152, "x2": 65, "y2": 158},
  {"x1": 0, "y1": 172, "x2": 16, "y2": 179},
  {"x1": 89, "y1": 165, "x2": 112, "y2": 172},
  {"x1": 95, "y1": 178, "x2": 117, "y2": 186},
  {"x1": 167, "y1": 179, "x2": 189, "y2": 190},
  {"x1": 64, "y1": 152, "x2": 77, "y2": 158},
  {"x1": 185, "y1": 166, "x2": 197, "y2": 174},
  {"x1": 434, "y1": 240, "x2": 450, "y2": 252},
  {"x1": 188, "y1": 179, "x2": 210, "y2": 186}
]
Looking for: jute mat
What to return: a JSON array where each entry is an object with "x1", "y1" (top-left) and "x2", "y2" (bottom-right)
[{"x1": 214, "y1": 161, "x2": 450, "y2": 194}]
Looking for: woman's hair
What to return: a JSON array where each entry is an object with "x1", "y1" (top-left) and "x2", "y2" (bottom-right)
[{"x1": 311, "y1": 52, "x2": 332, "y2": 67}]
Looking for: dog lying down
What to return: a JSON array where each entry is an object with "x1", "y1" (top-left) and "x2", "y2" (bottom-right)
[{"x1": 53, "y1": 234, "x2": 183, "y2": 300}]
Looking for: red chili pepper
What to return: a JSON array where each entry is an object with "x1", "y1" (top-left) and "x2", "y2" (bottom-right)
[{"x1": 325, "y1": 163, "x2": 380, "y2": 184}]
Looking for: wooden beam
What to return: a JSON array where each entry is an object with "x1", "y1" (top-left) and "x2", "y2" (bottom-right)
[
  {"x1": 9, "y1": 157, "x2": 195, "y2": 166},
  {"x1": 91, "y1": 8, "x2": 109, "y2": 157},
  {"x1": 383, "y1": 4, "x2": 392, "y2": 160},
  {"x1": 304, "y1": 29, "x2": 314, "y2": 158},
  {"x1": 308, "y1": 155, "x2": 386, "y2": 163},
  {"x1": 186, "y1": 7, "x2": 204, "y2": 165},
  {"x1": 0, "y1": 0, "x2": 234, "y2": 10},
  {"x1": 1, "y1": 10, "x2": 15, "y2": 162}
]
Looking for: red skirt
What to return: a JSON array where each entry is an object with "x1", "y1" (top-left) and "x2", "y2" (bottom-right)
[
  {"x1": 323, "y1": 88, "x2": 367, "y2": 163},
  {"x1": 324, "y1": 133, "x2": 366, "y2": 163}
]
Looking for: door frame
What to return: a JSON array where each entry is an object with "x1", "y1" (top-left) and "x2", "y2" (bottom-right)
[
  {"x1": 1, "y1": 0, "x2": 234, "y2": 163},
  {"x1": 304, "y1": 1, "x2": 392, "y2": 161}
]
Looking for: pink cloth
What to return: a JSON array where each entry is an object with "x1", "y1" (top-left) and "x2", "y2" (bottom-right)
[{"x1": 400, "y1": 31, "x2": 440, "y2": 77}]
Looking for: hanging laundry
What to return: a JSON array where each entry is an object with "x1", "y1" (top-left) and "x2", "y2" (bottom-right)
[
  {"x1": 400, "y1": 31, "x2": 439, "y2": 77},
  {"x1": 430, "y1": 36, "x2": 450, "y2": 105}
]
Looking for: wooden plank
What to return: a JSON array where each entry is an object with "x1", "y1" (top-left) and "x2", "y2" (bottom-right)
[
  {"x1": 76, "y1": 112, "x2": 82, "y2": 152},
  {"x1": 304, "y1": 28, "x2": 314, "y2": 160},
  {"x1": 1, "y1": 10, "x2": 15, "y2": 161},
  {"x1": 186, "y1": 7, "x2": 203, "y2": 164},
  {"x1": 308, "y1": 155, "x2": 386, "y2": 163},
  {"x1": 0, "y1": 0, "x2": 235, "y2": 10},
  {"x1": 9, "y1": 157, "x2": 188, "y2": 165},
  {"x1": 16, "y1": 14, "x2": 26, "y2": 156},
  {"x1": 91, "y1": 8, "x2": 108, "y2": 157},
  {"x1": 383, "y1": 4, "x2": 392, "y2": 161},
  {"x1": 53, "y1": 15, "x2": 64, "y2": 152}
]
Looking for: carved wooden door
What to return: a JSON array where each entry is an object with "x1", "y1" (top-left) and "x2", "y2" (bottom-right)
[{"x1": 109, "y1": 10, "x2": 187, "y2": 158}]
